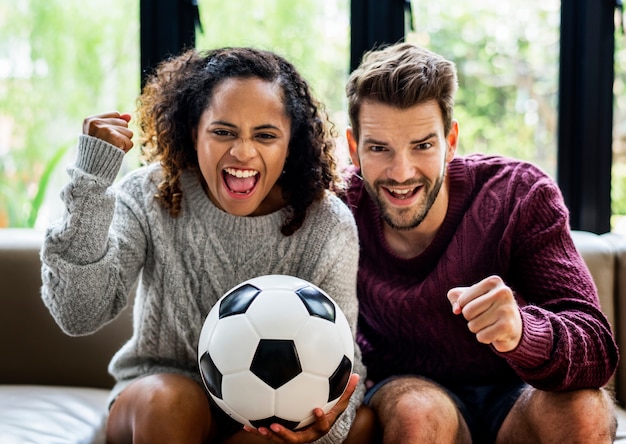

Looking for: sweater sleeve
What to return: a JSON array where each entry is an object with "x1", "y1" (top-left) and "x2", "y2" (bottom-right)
[
  {"x1": 497, "y1": 177, "x2": 619, "y2": 390},
  {"x1": 40, "y1": 135, "x2": 146, "y2": 336},
  {"x1": 307, "y1": 196, "x2": 366, "y2": 444}
]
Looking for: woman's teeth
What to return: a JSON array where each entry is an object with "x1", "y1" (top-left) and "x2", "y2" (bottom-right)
[{"x1": 225, "y1": 168, "x2": 258, "y2": 178}]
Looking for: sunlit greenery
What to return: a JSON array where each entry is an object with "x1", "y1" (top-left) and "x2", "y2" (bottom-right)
[
  {"x1": 195, "y1": 0, "x2": 350, "y2": 130},
  {"x1": 613, "y1": 26, "x2": 626, "y2": 232},
  {"x1": 409, "y1": 0, "x2": 560, "y2": 178},
  {"x1": 0, "y1": 0, "x2": 624, "y2": 230},
  {"x1": 0, "y1": 0, "x2": 139, "y2": 228}
]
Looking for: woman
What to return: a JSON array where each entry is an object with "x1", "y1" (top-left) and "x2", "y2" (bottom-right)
[{"x1": 41, "y1": 47, "x2": 365, "y2": 443}]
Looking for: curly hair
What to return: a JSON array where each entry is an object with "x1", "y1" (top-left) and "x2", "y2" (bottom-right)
[{"x1": 137, "y1": 47, "x2": 340, "y2": 236}]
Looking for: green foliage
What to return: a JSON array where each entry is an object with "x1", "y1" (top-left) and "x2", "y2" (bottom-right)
[
  {"x1": 613, "y1": 164, "x2": 626, "y2": 215},
  {"x1": 195, "y1": 0, "x2": 350, "y2": 128},
  {"x1": 613, "y1": 31, "x2": 626, "y2": 224},
  {"x1": 1, "y1": 0, "x2": 624, "y2": 228},
  {"x1": 409, "y1": 0, "x2": 560, "y2": 177},
  {"x1": 27, "y1": 142, "x2": 69, "y2": 228},
  {"x1": 0, "y1": 0, "x2": 139, "y2": 228},
  {"x1": 1, "y1": 0, "x2": 348, "y2": 228}
]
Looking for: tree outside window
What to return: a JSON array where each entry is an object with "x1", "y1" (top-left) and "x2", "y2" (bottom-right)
[{"x1": 1, "y1": 0, "x2": 624, "y2": 231}]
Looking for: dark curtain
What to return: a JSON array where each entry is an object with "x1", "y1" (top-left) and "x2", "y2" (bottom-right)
[
  {"x1": 557, "y1": 0, "x2": 617, "y2": 233},
  {"x1": 350, "y1": 0, "x2": 411, "y2": 72},
  {"x1": 140, "y1": 0, "x2": 201, "y2": 86}
]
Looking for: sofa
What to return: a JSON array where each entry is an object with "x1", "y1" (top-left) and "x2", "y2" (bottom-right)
[{"x1": 1, "y1": 228, "x2": 625, "y2": 443}]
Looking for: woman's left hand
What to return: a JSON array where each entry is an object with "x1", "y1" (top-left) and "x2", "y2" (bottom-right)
[{"x1": 242, "y1": 373, "x2": 360, "y2": 443}]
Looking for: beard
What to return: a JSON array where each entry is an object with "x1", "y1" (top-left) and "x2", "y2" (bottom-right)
[{"x1": 363, "y1": 170, "x2": 446, "y2": 231}]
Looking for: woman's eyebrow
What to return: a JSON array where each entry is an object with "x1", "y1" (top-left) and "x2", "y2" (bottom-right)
[{"x1": 209, "y1": 121, "x2": 282, "y2": 132}]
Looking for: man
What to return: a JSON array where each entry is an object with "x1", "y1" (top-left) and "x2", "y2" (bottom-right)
[{"x1": 343, "y1": 42, "x2": 619, "y2": 443}]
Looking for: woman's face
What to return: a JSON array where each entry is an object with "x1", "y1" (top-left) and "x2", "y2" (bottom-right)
[{"x1": 195, "y1": 77, "x2": 291, "y2": 217}]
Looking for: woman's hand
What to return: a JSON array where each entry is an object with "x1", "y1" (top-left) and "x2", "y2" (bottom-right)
[
  {"x1": 82, "y1": 111, "x2": 134, "y2": 153},
  {"x1": 242, "y1": 373, "x2": 360, "y2": 443}
]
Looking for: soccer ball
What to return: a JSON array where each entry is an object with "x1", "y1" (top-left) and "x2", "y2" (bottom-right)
[{"x1": 197, "y1": 274, "x2": 354, "y2": 430}]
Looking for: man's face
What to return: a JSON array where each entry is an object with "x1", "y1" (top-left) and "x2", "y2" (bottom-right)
[{"x1": 347, "y1": 99, "x2": 457, "y2": 231}]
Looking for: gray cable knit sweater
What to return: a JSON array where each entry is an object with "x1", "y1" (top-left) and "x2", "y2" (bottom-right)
[{"x1": 41, "y1": 135, "x2": 365, "y2": 443}]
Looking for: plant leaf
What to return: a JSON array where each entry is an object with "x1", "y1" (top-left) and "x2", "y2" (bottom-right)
[{"x1": 27, "y1": 143, "x2": 70, "y2": 228}]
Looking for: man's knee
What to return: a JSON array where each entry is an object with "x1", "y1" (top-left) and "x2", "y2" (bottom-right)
[
  {"x1": 370, "y1": 377, "x2": 456, "y2": 419},
  {"x1": 368, "y1": 377, "x2": 469, "y2": 442},
  {"x1": 534, "y1": 388, "x2": 614, "y2": 418},
  {"x1": 543, "y1": 388, "x2": 616, "y2": 437},
  {"x1": 504, "y1": 387, "x2": 617, "y2": 442}
]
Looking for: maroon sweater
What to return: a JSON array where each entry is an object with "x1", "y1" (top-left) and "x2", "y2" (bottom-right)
[{"x1": 345, "y1": 154, "x2": 618, "y2": 390}]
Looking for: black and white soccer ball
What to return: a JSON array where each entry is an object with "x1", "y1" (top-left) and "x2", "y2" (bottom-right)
[{"x1": 197, "y1": 274, "x2": 354, "y2": 430}]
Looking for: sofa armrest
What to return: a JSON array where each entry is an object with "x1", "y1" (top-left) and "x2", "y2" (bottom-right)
[
  {"x1": 602, "y1": 232, "x2": 626, "y2": 405},
  {"x1": 572, "y1": 230, "x2": 626, "y2": 406},
  {"x1": 0, "y1": 229, "x2": 133, "y2": 389},
  {"x1": 571, "y1": 230, "x2": 616, "y2": 328}
]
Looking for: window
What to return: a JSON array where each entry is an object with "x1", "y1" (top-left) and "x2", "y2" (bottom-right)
[
  {"x1": 196, "y1": 0, "x2": 350, "y2": 135},
  {"x1": 613, "y1": 24, "x2": 626, "y2": 232},
  {"x1": 408, "y1": 0, "x2": 560, "y2": 179},
  {"x1": 1, "y1": 0, "x2": 622, "y2": 233},
  {"x1": 0, "y1": 0, "x2": 140, "y2": 229}
]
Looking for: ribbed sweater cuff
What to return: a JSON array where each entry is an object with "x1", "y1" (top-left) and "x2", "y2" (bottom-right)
[
  {"x1": 76, "y1": 135, "x2": 125, "y2": 184},
  {"x1": 503, "y1": 309, "x2": 553, "y2": 369}
]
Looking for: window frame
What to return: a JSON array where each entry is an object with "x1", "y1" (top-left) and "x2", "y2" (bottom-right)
[{"x1": 140, "y1": 0, "x2": 618, "y2": 233}]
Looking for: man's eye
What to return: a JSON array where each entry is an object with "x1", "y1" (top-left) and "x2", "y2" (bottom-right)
[
  {"x1": 416, "y1": 143, "x2": 432, "y2": 150},
  {"x1": 370, "y1": 145, "x2": 387, "y2": 152}
]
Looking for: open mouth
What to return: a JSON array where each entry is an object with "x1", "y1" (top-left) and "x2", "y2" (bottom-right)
[
  {"x1": 384, "y1": 186, "x2": 420, "y2": 201},
  {"x1": 223, "y1": 167, "x2": 259, "y2": 195}
]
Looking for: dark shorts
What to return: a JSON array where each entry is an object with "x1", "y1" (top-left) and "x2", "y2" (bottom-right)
[
  {"x1": 209, "y1": 398, "x2": 246, "y2": 441},
  {"x1": 364, "y1": 375, "x2": 527, "y2": 444}
]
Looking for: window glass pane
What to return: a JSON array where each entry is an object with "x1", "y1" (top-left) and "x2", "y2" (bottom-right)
[
  {"x1": 6, "y1": 1, "x2": 620, "y2": 231},
  {"x1": 195, "y1": 0, "x2": 350, "y2": 154},
  {"x1": 0, "y1": 0, "x2": 140, "y2": 229},
  {"x1": 613, "y1": 26, "x2": 626, "y2": 233},
  {"x1": 407, "y1": 0, "x2": 560, "y2": 179}
]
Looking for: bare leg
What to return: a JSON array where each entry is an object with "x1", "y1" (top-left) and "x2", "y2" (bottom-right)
[
  {"x1": 496, "y1": 387, "x2": 617, "y2": 444},
  {"x1": 368, "y1": 376, "x2": 471, "y2": 444},
  {"x1": 343, "y1": 405, "x2": 380, "y2": 444},
  {"x1": 106, "y1": 373, "x2": 215, "y2": 444}
]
